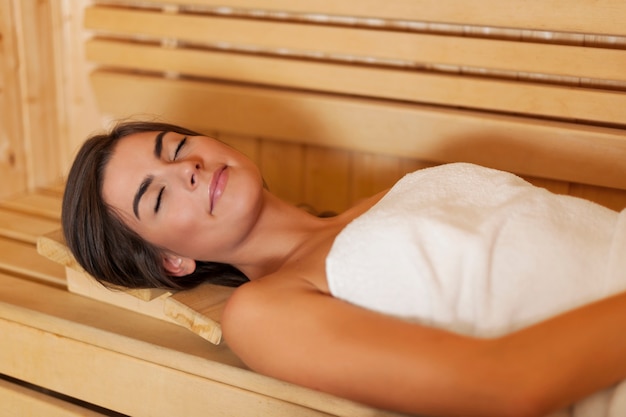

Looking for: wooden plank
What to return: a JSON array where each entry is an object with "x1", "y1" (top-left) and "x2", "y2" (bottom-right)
[
  {"x1": 0, "y1": 378, "x2": 107, "y2": 417},
  {"x1": 66, "y1": 266, "x2": 229, "y2": 346},
  {"x1": 37, "y1": 230, "x2": 171, "y2": 301},
  {"x1": 218, "y1": 132, "x2": 261, "y2": 165},
  {"x1": 39, "y1": 230, "x2": 229, "y2": 345},
  {"x1": 523, "y1": 177, "x2": 571, "y2": 196},
  {"x1": 38, "y1": 180, "x2": 65, "y2": 197},
  {"x1": 12, "y1": 0, "x2": 64, "y2": 190},
  {"x1": 0, "y1": 207, "x2": 59, "y2": 244},
  {"x1": 85, "y1": 19, "x2": 626, "y2": 83},
  {"x1": 0, "y1": 237, "x2": 65, "y2": 286},
  {"x1": 0, "y1": 273, "x2": 392, "y2": 417},
  {"x1": 90, "y1": 71, "x2": 626, "y2": 191},
  {"x1": 399, "y1": 159, "x2": 439, "y2": 177},
  {"x1": 35, "y1": 229, "x2": 77, "y2": 270},
  {"x1": 0, "y1": 317, "x2": 336, "y2": 417},
  {"x1": 0, "y1": 0, "x2": 28, "y2": 199},
  {"x1": 65, "y1": 267, "x2": 178, "y2": 324},
  {"x1": 56, "y1": 1, "x2": 104, "y2": 177},
  {"x1": 304, "y1": 146, "x2": 351, "y2": 214},
  {"x1": 350, "y1": 153, "x2": 402, "y2": 205},
  {"x1": 133, "y1": 0, "x2": 626, "y2": 36},
  {"x1": 260, "y1": 140, "x2": 305, "y2": 206},
  {"x1": 569, "y1": 183, "x2": 626, "y2": 212},
  {"x1": 164, "y1": 282, "x2": 235, "y2": 345},
  {"x1": 85, "y1": 40, "x2": 626, "y2": 126},
  {"x1": 0, "y1": 192, "x2": 61, "y2": 220}
]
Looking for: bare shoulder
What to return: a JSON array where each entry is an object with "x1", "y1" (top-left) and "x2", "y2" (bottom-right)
[
  {"x1": 221, "y1": 275, "x2": 333, "y2": 387},
  {"x1": 221, "y1": 274, "x2": 320, "y2": 367},
  {"x1": 220, "y1": 273, "x2": 549, "y2": 416}
]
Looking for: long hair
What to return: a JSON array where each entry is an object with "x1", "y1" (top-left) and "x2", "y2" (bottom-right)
[{"x1": 62, "y1": 121, "x2": 249, "y2": 290}]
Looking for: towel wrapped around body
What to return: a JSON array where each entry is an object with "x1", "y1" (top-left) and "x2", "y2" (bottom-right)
[{"x1": 326, "y1": 163, "x2": 626, "y2": 417}]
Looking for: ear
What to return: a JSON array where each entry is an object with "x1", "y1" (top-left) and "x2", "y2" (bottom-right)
[{"x1": 162, "y1": 253, "x2": 196, "y2": 277}]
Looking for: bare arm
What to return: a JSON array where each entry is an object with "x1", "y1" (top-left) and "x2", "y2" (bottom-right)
[{"x1": 222, "y1": 278, "x2": 626, "y2": 417}]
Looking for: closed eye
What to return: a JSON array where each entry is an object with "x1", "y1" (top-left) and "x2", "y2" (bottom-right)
[
  {"x1": 173, "y1": 137, "x2": 187, "y2": 160},
  {"x1": 155, "y1": 186, "x2": 165, "y2": 213}
]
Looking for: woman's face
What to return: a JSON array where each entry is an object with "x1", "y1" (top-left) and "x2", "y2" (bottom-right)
[{"x1": 102, "y1": 130, "x2": 264, "y2": 263}]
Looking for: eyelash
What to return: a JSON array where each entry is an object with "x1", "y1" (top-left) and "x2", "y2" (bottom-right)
[
  {"x1": 173, "y1": 137, "x2": 187, "y2": 160},
  {"x1": 155, "y1": 186, "x2": 164, "y2": 213},
  {"x1": 155, "y1": 137, "x2": 187, "y2": 213}
]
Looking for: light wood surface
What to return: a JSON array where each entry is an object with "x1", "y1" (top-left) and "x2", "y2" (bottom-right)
[
  {"x1": 0, "y1": 378, "x2": 107, "y2": 417},
  {"x1": 0, "y1": 272, "x2": 398, "y2": 416},
  {"x1": 83, "y1": 0, "x2": 626, "y2": 212},
  {"x1": 165, "y1": 283, "x2": 235, "y2": 345},
  {"x1": 2, "y1": 0, "x2": 626, "y2": 413},
  {"x1": 85, "y1": 9, "x2": 626, "y2": 82},
  {"x1": 37, "y1": 230, "x2": 229, "y2": 345},
  {"x1": 0, "y1": 237, "x2": 65, "y2": 286},
  {"x1": 90, "y1": 71, "x2": 626, "y2": 193},
  {"x1": 0, "y1": 192, "x2": 62, "y2": 220},
  {"x1": 86, "y1": 39, "x2": 626, "y2": 126},
  {"x1": 0, "y1": 207, "x2": 59, "y2": 244},
  {"x1": 101, "y1": 0, "x2": 626, "y2": 36},
  {"x1": 0, "y1": 1, "x2": 28, "y2": 200}
]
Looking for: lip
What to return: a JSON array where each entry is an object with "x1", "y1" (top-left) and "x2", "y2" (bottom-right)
[{"x1": 209, "y1": 166, "x2": 228, "y2": 213}]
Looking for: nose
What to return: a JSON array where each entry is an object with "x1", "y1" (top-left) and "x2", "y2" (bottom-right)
[{"x1": 174, "y1": 160, "x2": 202, "y2": 190}]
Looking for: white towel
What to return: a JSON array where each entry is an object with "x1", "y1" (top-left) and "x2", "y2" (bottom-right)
[{"x1": 326, "y1": 163, "x2": 626, "y2": 416}]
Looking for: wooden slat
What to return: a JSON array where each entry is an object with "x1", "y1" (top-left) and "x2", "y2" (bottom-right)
[
  {"x1": 304, "y1": 147, "x2": 351, "y2": 214},
  {"x1": 0, "y1": 1, "x2": 28, "y2": 200},
  {"x1": 569, "y1": 183, "x2": 626, "y2": 212},
  {"x1": 38, "y1": 230, "x2": 231, "y2": 345},
  {"x1": 38, "y1": 181, "x2": 65, "y2": 197},
  {"x1": 85, "y1": 8, "x2": 626, "y2": 83},
  {"x1": 0, "y1": 273, "x2": 394, "y2": 417},
  {"x1": 164, "y1": 282, "x2": 235, "y2": 345},
  {"x1": 218, "y1": 133, "x2": 261, "y2": 165},
  {"x1": 90, "y1": 71, "x2": 626, "y2": 191},
  {"x1": 260, "y1": 140, "x2": 305, "y2": 206},
  {"x1": 86, "y1": 39, "x2": 626, "y2": 126},
  {"x1": 12, "y1": 0, "x2": 64, "y2": 191},
  {"x1": 524, "y1": 177, "x2": 571, "y2": 196},
  {"x1": 0, "y1": 378, "x2": 107, "y2": 417},
  {"x1": 0, "y1": 317, "x2": 335, "y2": 417},
  {"x1": 37, "y1": 229, "x2": 171, "y2": 301},
  {"x1": 0, "y1": 207, "x2": 59, "y2": 244},
  {"x1": 350, "y1": 154, "x2": 403, "y2": 204},
  {"x1": 64, "y1": 267, "x2": 178, "y2": 324},
  {"x1": 128, "y1": 0, "x2": 626, "y2": 36},
  {"x1": 0, "y1": 237, "x2": 65, "y2": 286},
  {"x1": 0, "y1": 192, "x2": 61, "y2": 220}
]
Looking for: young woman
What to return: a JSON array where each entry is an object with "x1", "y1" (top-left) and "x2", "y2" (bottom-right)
[{"x1": 63, "y1": 120, "x2": 626, "y2": 417}]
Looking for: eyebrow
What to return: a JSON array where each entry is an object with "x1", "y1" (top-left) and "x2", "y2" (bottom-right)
[
  {"x1": 132, "y1": 131, "x2": 168, "y2": 219},
  {"x1": 133, "y1": 176, "x2": 153, "y2": 219},
  {"x1": 153, "y1": 130, "x2": 167, "y2": 159}
]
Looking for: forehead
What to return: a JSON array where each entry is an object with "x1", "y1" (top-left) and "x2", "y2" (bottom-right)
[
  {"x1": 101, "y1": 131, "x2": 161, "y2": 219},
  {"x1": 114, "y1": 130, "x2": 160, "y2": 154}
]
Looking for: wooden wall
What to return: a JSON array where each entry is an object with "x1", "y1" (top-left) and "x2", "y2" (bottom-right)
[
  {"x1": 0, "y1": 0, "x2": 100, "y2": 200},
  {"x1": 1, "y1": 0, "x2": 626, "y2": 214},
  {"x1": 83, "y1": 0, "x2": 626, "y2": 213}
]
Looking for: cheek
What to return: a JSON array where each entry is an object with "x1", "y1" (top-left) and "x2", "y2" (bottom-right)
[
  {"x1": 167, "y1": 203, "x2": 205, "y2": 238},
  {"x1": 146, "y1": 199, "x2": 202, "y2": 246}
]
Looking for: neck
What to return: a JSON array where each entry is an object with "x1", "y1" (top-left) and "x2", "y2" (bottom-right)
[{"x1": 229, "y1": 190, "x2": 339, "y2": 280}]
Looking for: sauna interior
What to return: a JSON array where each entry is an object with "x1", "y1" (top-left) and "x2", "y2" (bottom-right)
[{"x1": 1, "y1": 1, "x2": 626, "y2": 416}]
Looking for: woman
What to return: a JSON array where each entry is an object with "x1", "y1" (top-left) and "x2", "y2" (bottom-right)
[{"x1": 63, "y1": 120, "x2": 626, "y2": 417}]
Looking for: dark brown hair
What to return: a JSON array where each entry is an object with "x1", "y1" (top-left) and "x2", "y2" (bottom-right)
[{"x1": 62, "y1": 121, "x2": 249, "y2": 290}]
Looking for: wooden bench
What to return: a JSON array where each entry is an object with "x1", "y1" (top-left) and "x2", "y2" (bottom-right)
[
  {"x1": 1, "y1": 188, "x2": 388, "y2": 416},
  {"x1": 2, "y1": 0, "x2": 626, "y2": 415}
]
